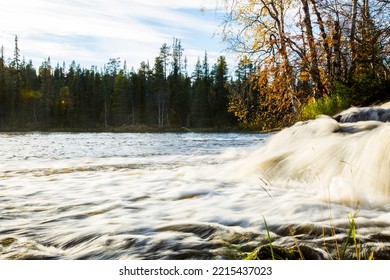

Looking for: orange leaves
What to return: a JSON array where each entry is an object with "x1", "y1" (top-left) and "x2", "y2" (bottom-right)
[{"x1": 298, "y1": 70, "x2": 309, "y2": 81}]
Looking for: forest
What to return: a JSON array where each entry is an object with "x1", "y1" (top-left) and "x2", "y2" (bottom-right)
[
  {"x1": 1, "y1": 0, "x2": 389, "y2": 131},
  {"x1": 0, "y1": 38, "x2": 238, "y2": 131},
  {"x1": 222, "y1": 0, "x2": 390, "y2": 129}
]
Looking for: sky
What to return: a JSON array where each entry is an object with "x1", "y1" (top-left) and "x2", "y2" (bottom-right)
[{"x1": 0, "y1": 0, "x2": 230, "y2": 74}]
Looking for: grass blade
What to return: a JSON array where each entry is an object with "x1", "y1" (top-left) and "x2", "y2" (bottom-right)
[{"x1": 263, "y1": 216, "x2": 275, "y2": 260}]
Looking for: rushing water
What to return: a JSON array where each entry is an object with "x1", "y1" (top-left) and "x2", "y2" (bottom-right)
[{"x1": 1, "y1": 121, "x2": 389, "y2": 259}]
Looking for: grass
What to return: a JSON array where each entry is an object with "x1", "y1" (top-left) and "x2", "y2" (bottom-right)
[
  {"x1": 263, "y1": 216, "x2": 275, "y2": 260},
  {"x1": 239, "y1": 212, "x2": 374, "y2": 260},
  {"x1": 341, "y1": 212, "x2": 359, "y2": 259},
  {"x1": 339, "y1": 211, "x2": 374, "y2": 260}
]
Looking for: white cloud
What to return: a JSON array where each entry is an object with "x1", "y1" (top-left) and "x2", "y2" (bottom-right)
[{"x1": 0, "y1": 0, "x2": 225, "y2": 71}]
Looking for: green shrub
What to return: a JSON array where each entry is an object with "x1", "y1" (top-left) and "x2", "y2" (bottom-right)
[{"x1": 300, "y1": 93, "x2": 350, "y2": 120}]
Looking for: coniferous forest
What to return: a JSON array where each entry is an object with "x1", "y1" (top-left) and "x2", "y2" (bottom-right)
[{"x1": 0, "y1": 37, "x2": 238, "y2": 131}]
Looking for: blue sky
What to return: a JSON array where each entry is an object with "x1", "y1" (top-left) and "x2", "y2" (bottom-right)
[{"x1": 0, "y1": 0, "x2": 230, "y2": 73}]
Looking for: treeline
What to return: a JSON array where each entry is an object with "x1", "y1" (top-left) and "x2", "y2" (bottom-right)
[
  {"x1": 0, "y1": 37, "x2": 237, "y2": 130},
  {"x1": 2, "y1": 1, "x2": 389, "y2": 132},
  {"x1": 222, "y1": 0, "x2": 390, "y2": 129}
]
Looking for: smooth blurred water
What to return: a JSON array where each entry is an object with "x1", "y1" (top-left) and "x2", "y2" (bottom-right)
[{"x1": 0, "y1": 131, "x2": 389, "y2": 259}]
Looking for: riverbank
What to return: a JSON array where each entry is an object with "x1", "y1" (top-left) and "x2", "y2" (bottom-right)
[{"x1": 0, "y1": 124, "x2": 259, "y2": 134}]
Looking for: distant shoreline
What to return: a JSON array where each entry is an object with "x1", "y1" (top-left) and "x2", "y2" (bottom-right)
[{"x1": 0, "y1": 125, "x2": 261, "y2": 134}]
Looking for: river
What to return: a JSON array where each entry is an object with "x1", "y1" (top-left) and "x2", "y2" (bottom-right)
[{"x1": 1, "y1": 123, "x2": 389, "y2": 259}]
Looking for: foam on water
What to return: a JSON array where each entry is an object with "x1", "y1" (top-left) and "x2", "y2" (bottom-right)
[{"x1": 234, "y1": 115, "x2": 390, "y2": 207}]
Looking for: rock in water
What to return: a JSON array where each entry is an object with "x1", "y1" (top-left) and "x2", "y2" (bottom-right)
[{"x1": 334, "y1": 106, "x2": 390, "y2": 123}]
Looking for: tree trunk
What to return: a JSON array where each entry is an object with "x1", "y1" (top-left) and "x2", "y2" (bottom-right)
[
  {"x1": 332, "y1": 12, "x2": 342, "y2": 81},
  {"x1": 301, "y1": 0, "x2": 327, "y2": 96},
  {"x1": 350, "y1": 0, "x2": 358, "y2": 77},
  {"x1": 264, "y1": 0, "x2": 298, "y2": 112},
  {"x1": 310, "y1": 0, "x2": 332, "y2": 85}
]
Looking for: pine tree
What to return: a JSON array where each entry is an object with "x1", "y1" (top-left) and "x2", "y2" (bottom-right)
[
  {"x1": 19, "y1": 59, "x2": 40, "y2": 126},
  {"x1": 191, "y1": 58, "x2": 208, "y2": 127},
  {"x1": 135, "y1": 61, "x2": 148, "y2": 124},
  {"x1": 111, "y1": 70, "x2": 128, "y2": 125},
  {"x1": 0, "y1": 46, "x2": 6, "y2": 125},
  {"x1": 13, "y1": 36, "x2": 22, "y2": 113},
  {"x1": 212, "y1": 56, "x2": 232, "y2": 126},
  {"x1": 39, "y1": 57, "x2": 53, "y2": 126},
  {"x1": 153, "y1": 55, "x2": 167, "y2": 126},
  {"x1": 168, "y1": 39, "x2": 187, "y2": 125}
]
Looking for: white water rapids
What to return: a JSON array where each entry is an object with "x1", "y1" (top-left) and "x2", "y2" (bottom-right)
[{"x1": 1, "y1": 107, "x2": 389, "y2": 259}]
